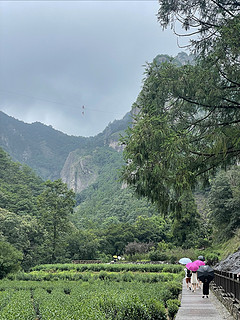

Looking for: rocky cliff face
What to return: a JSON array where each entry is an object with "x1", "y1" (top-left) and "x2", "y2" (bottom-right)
[
  {"x1": 60, "y1": 150, "x2": 98, "y2": 193},
  {"x1": 61, "y1": 140, "x2": 123, "y2": 193},
  {"x1": 60, "y1": 119, "x2": 127, "y2": 193},
  {"x1": 108, "y1": 140, "x2": 124, "y2": 152},
  {"x1": 214, "y1": 249, "x2": 240, "y2": 273}
]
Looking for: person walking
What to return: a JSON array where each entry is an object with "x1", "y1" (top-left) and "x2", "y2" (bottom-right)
[
  {"x1": 202, "y1": 278, "x2": 210, "y2": 298},
  {"x1": 191, "y1": 271, "x2": 198, "y2": 292},
  {"x1": 197, "y1": 265, "x2": 214, "y2": 298},
  {"x1": 185, "y1": 268, "x2": 192, "y2": 290}
]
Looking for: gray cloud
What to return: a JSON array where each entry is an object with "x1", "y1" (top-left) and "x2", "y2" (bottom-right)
[{"x1": 0, "y1": 1, "x2": 182, "y2": 137}]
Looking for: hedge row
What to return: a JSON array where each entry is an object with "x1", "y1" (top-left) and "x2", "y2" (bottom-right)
[
  {"x1": 31, "y1": 263, "x2": 184, "y2": 274},
  {"x1": 8, "y1": 270, "x2": 183, "y2": 283}
]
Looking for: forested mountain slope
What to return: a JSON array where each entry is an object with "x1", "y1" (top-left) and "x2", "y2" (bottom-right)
[
  {"x1": 0, "y1": 147, "x2": 43, "y2": 215},
  {"x1": 0, "y1": 111, "x2": 131, "y2": 182},
  {"x1": 0, "y1": 111, "x2": 89, "y2": 180},
  {"x1": 72, "y1": 146, "x2": 159, "y2": 228},
  {"x1": 0, "y1": 110, "x2": 156, "y2": 227}
]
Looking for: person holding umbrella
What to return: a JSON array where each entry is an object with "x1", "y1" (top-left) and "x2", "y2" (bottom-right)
[
  {"x1": 197, "y1": 265, "x2": 214, "y2": 298},
  {"x1": 186, "y1": 268, "x2": 192, "y2": 290},
  {"x1": 193, "y1": 259, "x2": 205, "y2": 289},
  {"x1": 179, "y1": 258, "x2": 192, "y2": 290},
  {"x1": 186, "y1": 262, "x2": 199, "y2": 292}
]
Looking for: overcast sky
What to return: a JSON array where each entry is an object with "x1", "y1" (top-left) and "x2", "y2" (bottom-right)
[{"x1": 0, "y1": 0, "x2": 185, "y2": 137}]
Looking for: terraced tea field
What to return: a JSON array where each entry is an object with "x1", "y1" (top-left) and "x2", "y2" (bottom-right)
[{"x1": 0, "y1": 263, "x2": 183, "y2": 319}]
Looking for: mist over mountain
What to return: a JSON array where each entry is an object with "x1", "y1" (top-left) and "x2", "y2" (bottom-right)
[{"x1": 0, "y1": 53, "x2": 195, "y2": 225}]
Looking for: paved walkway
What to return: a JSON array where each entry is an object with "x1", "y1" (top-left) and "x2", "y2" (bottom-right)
[{"x1": 176, "y1": 281, "x2": 234, "y2": 320}]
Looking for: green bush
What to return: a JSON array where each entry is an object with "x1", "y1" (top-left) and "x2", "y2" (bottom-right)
[
  {"x1": 98, "y1": 270, "x2": 109, "y2": 280},
  {"x1": 0, "y1": 277, "x2": 183, "y2": 319},
  {"x1": 31, "y1": 263, "x2": 184, "y2": 274},
  {"x1": 0, "y1": 241, "x2": 22, "y2": 279},
  {"x1": 124, "y1": 253, "x2": 150, "y2": 262},
  {"x1": 161, "y1": 281, "x2": 182, "y2": 305},
  {"x1": 122, "y1": 297, "x2": 149, "y2": 320},
  {"x1": 162, "y1": 265, "x2": 184, "y2": 274},
  {"x1": 205, "y1": 252, "x2": 220, "y2": 266},
  {"x1": 146, "y1": 299, "x2": 167, "y2": 320},
  {"x1": 166, "y1": 299, "x2": 181, "y2": 320},
  {"x1": 149, "y1": 251, "x2": 168, "y2": 261},
  {"x1": 169, "y1": 255, "x2": 177, "y2": 264}
]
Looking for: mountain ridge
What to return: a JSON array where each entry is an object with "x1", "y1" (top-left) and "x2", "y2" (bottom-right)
[
  {"x1": 0, "y1": 52, "x2": 194, "y2": 192},
  {"x1": 0, "y1": 110, "x2": 131, "y2": 183}
]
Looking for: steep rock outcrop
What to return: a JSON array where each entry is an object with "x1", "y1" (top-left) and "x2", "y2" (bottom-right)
[
  {"x1": 61, "y1": 150, "x2": 98, "y2": 193},
  {"x1": 108, "y1": 140, "x2": 124, "y2": 152},
  {"x1": 214, "y1": 249, "x2": 240, "y2": 273}
]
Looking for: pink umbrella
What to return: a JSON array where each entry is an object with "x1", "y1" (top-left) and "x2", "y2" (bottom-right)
[
  {"x1": 193, "y1": 260, "x2": 205, "y2": 267},
  {"x1": 186, "y1": 262, "x2": 199, "y2": 271}
]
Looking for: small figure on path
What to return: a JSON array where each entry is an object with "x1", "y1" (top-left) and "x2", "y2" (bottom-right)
[
  {"x1": 202, "y1": 278, "x2": 210, "y2": 298},
  {"x1": 191, "y1": 271, "x2": 198, "y2": 292},
  {"x1": 184, "y1": 268, "x2": 192, "y2": 290},
  {"x1": 197, "y1": 265, "x2": 214, "y2": 298},
  {"x1": 185, "y1": 261, "x2": 199, "y2": 292}
]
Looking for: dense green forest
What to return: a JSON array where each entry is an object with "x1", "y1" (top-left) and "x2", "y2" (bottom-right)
[
  {"x1": 1, "y1": 144, "x2": 239, "y2": 276},
  {"x1": 121, "y1": 0, "x2": 240, "y2": 245}
]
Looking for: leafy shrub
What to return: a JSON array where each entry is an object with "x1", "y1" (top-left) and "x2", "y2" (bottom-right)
[
  {"x1": 122, "y1": 296, "x2": 149, "y2": 320},
  {"x1": 161, "y1": 281, "x2": 182, "y2": 305},
  {"x1": 146, "y1": 299, "x2": 167, "y2": 320},
  {"x1": 98, "y1": 271, "x2": 109, "y2": 280},
  {"x1": 149, "y1": 251, "x2": 168, "y2": 261},
  {"x1": 124, "y1": 253, "x2": 150, "y2": 262},
  {"x1": 122, "y1": 272, "x2": 134, "y2": 282},
  {"x1": 167, "y1": 281, "x2": 182, "y2": 297},
  {"x1": 162, "y1": 265, "x2": 184, "y2": 274},
  {"x1": 0, "y1": 277, "x2": 183, "y2": 319},
  {"x1": 169, "y1": 255, "x2": 177, "y2": 264},
  {"x1": 205, "y1": 252, "x2": 220, "y2": 266},
  {"x1": 0, "y1": 241, "x2": 22, "y2": 279},
  {"x1": 0, "y1": 290, "x2": 35, "y2": 319},
  {"x1": 31, "y1": 263, "x2": 184, "y2": 274},
  {"x1": 166, "y1": 299, "x2": 181, "y2": 320}
]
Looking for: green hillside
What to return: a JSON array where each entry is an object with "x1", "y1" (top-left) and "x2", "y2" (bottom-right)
[
  {"x1": 0, "y1": 147, "x2": 43, "y2": 215},
  {"x1": 0, "y1": 111, "x2": 88, "y2": 180},
  {"x1": 73, "y1": 146, "x2": 159, "y2": 228}
]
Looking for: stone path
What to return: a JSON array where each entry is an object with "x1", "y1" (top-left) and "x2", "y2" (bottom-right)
[{"x1": 175, "y1": 281, "x2": 234, "y2": 320}]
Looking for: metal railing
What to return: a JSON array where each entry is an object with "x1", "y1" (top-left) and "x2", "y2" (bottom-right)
[{"x1": 213, "y1": 270, "x2": 240, "y2": 302}]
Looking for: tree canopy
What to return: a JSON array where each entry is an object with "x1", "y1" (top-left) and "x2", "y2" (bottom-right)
[
  {"x1": 121, "y1": 1, "x2": 240, "y2": 214},
  {"x1": 0, "y1": 240, "x2": 22, "y2": 279},
  {"x1": 37, "y1": 179, "x2": 76, "y2": 263},
  {"x1": 208, "y1": 166, "x2": 240, "y2": 238},
  {"x1": 157, "y1": 0, "x2": 240, "y2": 55}
]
